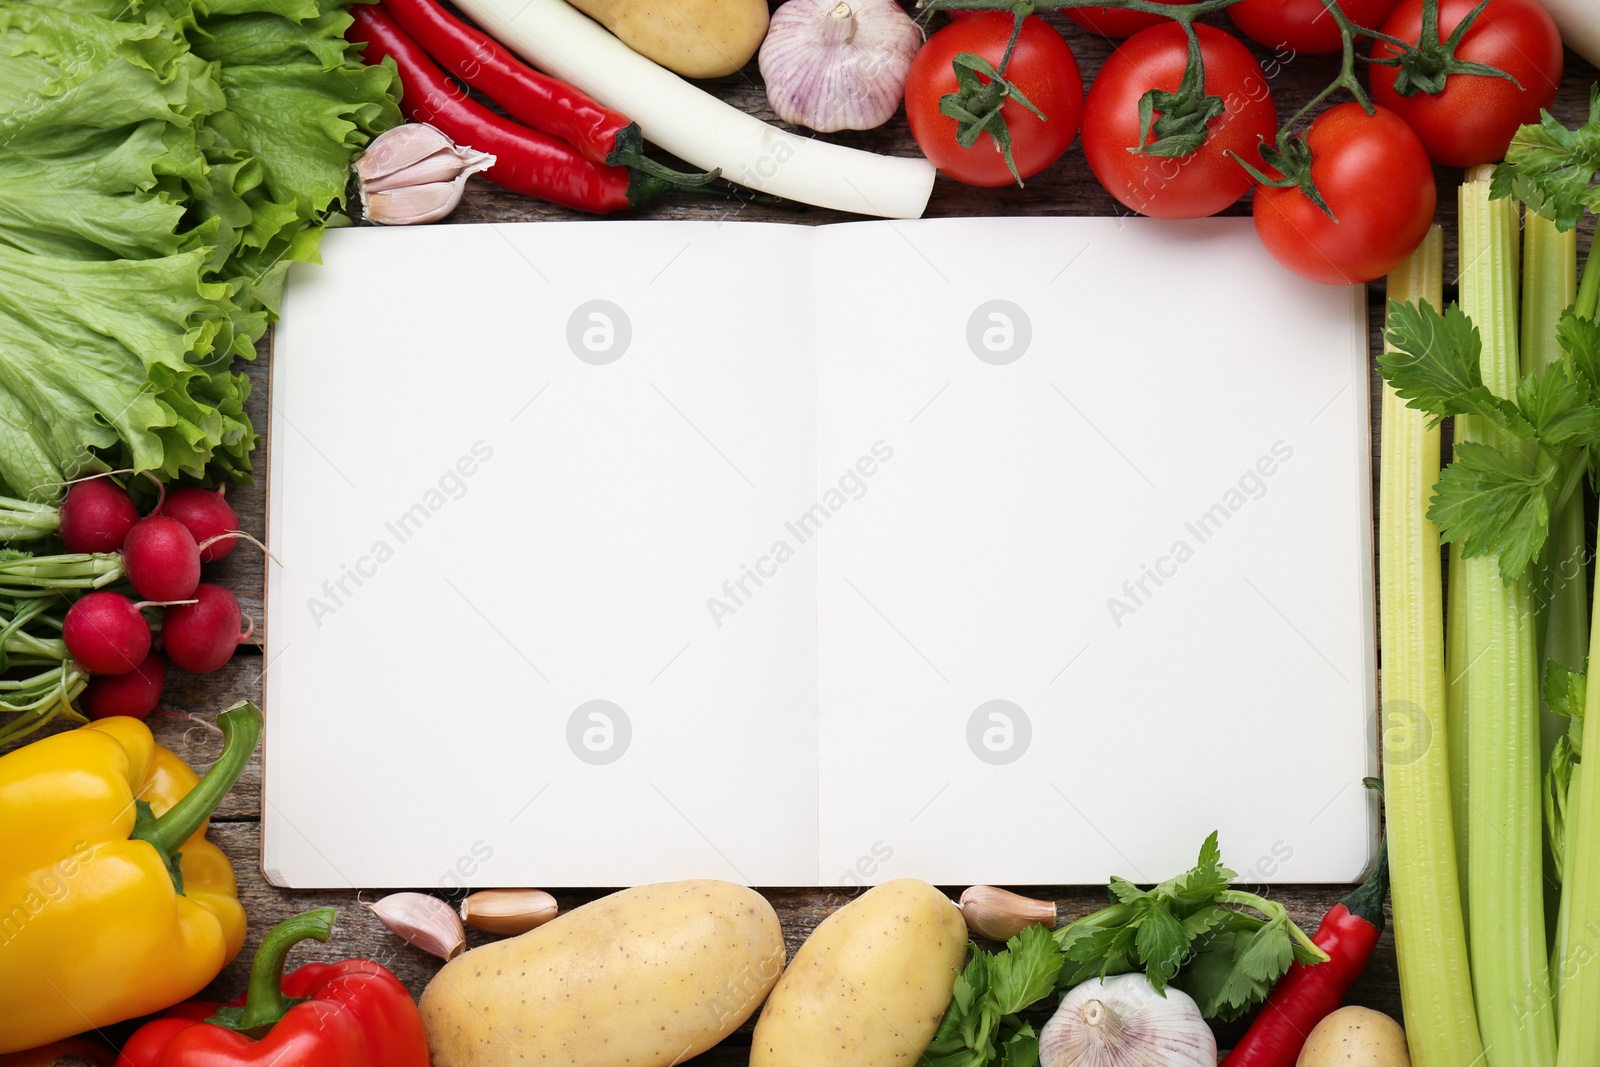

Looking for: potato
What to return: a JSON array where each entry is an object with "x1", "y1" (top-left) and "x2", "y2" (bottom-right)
[
  {"x1": 567, "y1": 0, "x2": 768, "y2": 79},
  {"x1": 420, "y1": 879, "x2": 784, "y2": 1067},
  {"x1": 1297, "y1": 1006, "x2": 1411, "y2": 1066},
  {"x1": 751, "y1": 878, "x2": 967, "y2": 1067}
]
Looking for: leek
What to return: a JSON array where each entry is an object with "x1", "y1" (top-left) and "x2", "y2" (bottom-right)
[
  {"x1": 1380, "y1": 226, "x2": 1486, "y2": 1067},
  {"x1": 1458, "y1": 171, "x2": 1556, "y2": 1067}
]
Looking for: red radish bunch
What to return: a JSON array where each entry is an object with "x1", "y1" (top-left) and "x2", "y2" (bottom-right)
[{"x1": 47, "y1": 478, "x2": 257, "y2": 720}]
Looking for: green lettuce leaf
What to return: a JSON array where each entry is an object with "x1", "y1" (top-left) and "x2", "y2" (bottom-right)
[{"x1": 0, "y1": 0, "x2": 398, "y2": 495}]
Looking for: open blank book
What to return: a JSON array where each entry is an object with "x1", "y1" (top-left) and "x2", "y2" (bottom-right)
[{"x1": 264, "y1": 216, "x2": 1376, "y2": 889}]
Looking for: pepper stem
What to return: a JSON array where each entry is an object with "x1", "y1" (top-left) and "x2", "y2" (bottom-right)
[
  {"x1": 131, "y1": 701, "x2": 263, "y2": 890},
  {"x1": 206, "y1": 909, "x2": 337, "y2": 1037}
]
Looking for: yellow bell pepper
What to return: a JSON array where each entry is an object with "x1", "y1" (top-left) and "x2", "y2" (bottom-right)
[{"x1": 0, "y1": 702, "x2": 262, "y2": 1054}]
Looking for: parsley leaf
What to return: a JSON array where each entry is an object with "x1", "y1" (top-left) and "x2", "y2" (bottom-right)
[
  {"x1": 1429, "y1": 441, "x2": 1553, "y2": 583},
  {"x1": 1490, "y1": 86, "x2": 1600, "y2": 231}
]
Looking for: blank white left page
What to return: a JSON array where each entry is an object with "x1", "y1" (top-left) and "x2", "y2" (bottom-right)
[{"x1": 265, "y1": 221, "x2": 821, "y2": 888}]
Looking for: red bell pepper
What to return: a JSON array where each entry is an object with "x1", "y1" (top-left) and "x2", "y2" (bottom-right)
[{"x1": 116, "y1": 909, "x2": 428, "y2": 1067}]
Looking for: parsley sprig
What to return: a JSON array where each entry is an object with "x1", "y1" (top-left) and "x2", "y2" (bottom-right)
[{"x1": 918, "y1": 833, "x2": 1327, "y2": 1067}]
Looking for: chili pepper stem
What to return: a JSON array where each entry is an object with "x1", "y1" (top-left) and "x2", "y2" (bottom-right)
[
  {"x1": 132, "y1": 702, "x2": 263, "y2": 866},
  {"x1": 208, "y1": 909, "x2": 338, "y2": 1036}
]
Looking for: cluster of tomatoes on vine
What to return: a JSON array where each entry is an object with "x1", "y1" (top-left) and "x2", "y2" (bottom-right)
[{"x1": 905, "y1": 0, "x2": 1565, "y2": 285}]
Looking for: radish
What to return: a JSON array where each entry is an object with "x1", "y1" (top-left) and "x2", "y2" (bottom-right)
[
  {"x1": 63, "y1": 591, "x2": 152, "y2": 675},
  {"x1": 159, "y1": 486, "x2": 240, "y2": 562},
  {"x1": 58, "y1": 479, "x2": 139, "y2": 553},
  {"x1": 163, "y1": 584, "x2": 249, "y2": 673},
  {"x1": 79, "y1": 651, "x2": 166, "y2": 719},
  {"x1": 122, "y1": 516, "x2": 202, "y2": 601}
]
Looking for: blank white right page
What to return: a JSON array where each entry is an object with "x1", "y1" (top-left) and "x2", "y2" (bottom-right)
[{"x1": 811, "y1": 217, "x2": 1375, "y2": 887}]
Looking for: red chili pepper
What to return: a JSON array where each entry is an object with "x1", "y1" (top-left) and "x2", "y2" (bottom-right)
[
  {"x1": 1220, "y1": 846, "x2": 1389, "y2": 1066},
  {"x1": 383, "y1": 0, "x2": 637, "y2": 167},
  {"x1": 115, "y1": 909, "x2": 428, "y2": 1067},
  {"x1": 347, "y1": 6, "x2": 706, "y2": 213}
]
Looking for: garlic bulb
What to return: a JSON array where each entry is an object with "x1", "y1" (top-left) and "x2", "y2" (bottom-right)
[
  {"x1": 758, "y1": 0, "x2": 921, "y2": 133},
  {"x1": 1040, "y1": 974, "x2": 1217, "y2": 1067},
  {"x1": 354, "y1": 123, "x2": 495, "y2": 225}
]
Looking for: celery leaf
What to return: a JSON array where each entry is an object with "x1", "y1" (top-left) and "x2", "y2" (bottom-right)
[
  {"x1": 1560, "y1": 310, "x2": 1600, "y2": 393},
  {"x1": 989, "y1": 926, "x2": 1063, "y2": 1014},
  {"x1": 1491, "y1": 86, "x2": 1600, "y2": 232},
  {"x1": 1430, "y1": 442, "x2": 1552, "y2": 583},
  {"x1": 1380, "y1": 300, "x2": 1534, "y2": 438}
]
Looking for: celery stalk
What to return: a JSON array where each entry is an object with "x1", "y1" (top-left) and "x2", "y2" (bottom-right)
[
  {"x1": 1447, "y1": 540, "x2": 1471, "y2": 922},
  {"x1": 1554, "y1": 251, "x2": 1600, "y2": 1067},
  {"x1": 1459, "y1": 173, "x2": 1556, "y2": 1067},
  {"x1": 1381, "y1": 226, "x2": 1487, "y2": 1067},
  {"x1": 1522, "y1": 206, "x2": 1583, "y2": 989},
  {"x1": 1523, "y1": 212, "x2": 1583, "y2": 740}
]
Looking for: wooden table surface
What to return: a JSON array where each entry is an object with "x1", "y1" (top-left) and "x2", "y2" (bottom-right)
[{"x1": 23, "y1": 9, "x2": 1600, "y2": 1062}]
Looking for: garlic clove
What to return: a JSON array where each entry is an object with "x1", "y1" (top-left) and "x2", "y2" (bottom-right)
[
  {"x1": 363, "y1": 892, "x2": 467, "y2": 960},
  {"x1": 959, "y1": 885, "x2": 1058, "y2": 941},
  {"x1": 364, "y1": 182, "x2": 475, "y2": 226},
  {"x1": 355, "y1": 123, "x2": 459, "y2": 186},
  {"x1": 758, "y1": 0, "x2": 922, "y2": 133},
  {"x1": 461, "y1": 888, "x2": 560, "y2": 936},
  {"x1": 1040, "y1": 973, "x2": 1218, "y2": 1067},
  {"x1": 354, "y1": 123, "x2": 495, "y2": 225}
]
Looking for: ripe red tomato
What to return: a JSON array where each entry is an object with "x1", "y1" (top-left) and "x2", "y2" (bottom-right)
[
  {"x1": 1369, "y1": 0, "x2": 1562, "y2": 167},
  {"x1": 905, "y1": 13, "x2": 1084, "y2": 187},
  {"x1": 1082, "y1": 23, "x2": 1277, "y2": 218},
  {"x1": 1253, "y1": 103, "x2": 1436, "y2": 285},
  {"x1": 1063, "y1": 4, "x2": 1177, "y2": 38},
  {"x1": 1228, "y1": 0, "x2": 1399, "y2": 54}
]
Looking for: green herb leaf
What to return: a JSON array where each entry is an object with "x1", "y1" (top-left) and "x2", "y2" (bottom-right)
[
  {"x1": 1490, "y1": 86, "x2": 1600, "y2": 231},
  {"x1": 1380, "y1": 300, "x2": 1533, "y2": 438},
  {"x1": 1560, "y1": 310, "x2": 1600, "y2": 392},
  {"x1": 1429, "y1": 440, "x2": 1552, "y2": 582},
  {"x1": 1545, "y1": 660, "x2": 1588, "y2": 730},
  {"x1": 1180, "y1": 918, "x2": 1301, "y2": 1023},
  {"x1": 1108, "y1": 876, "x2": 1145, "y2": 905},
  {"x1": 1132, "y1": 900, "x2": 1187, "y2": 992},
  {"x1": 998, "y1": 1026, "x2": 1039, "y2": 1067},
  {"x1": 990, "y1": 926, "x2": 1064, "y2": 1015}
]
